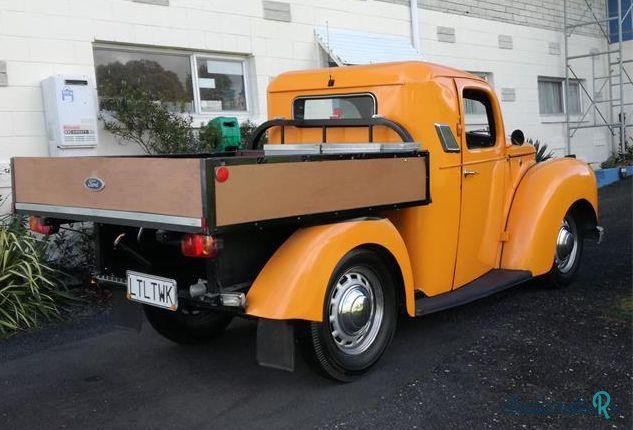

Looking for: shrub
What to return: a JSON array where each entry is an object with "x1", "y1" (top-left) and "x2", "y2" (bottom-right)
[
  {"x1": 48, "y1": 225, "x2": 95, "y2": 276},
  {"x1": 240, "y1": 119, "x2": 267, "y2": 149},
  {"x1": 101, "y1": 85, "x2": 197, "y2": 155},
  {"x1": 0, "y1": 213, "x2": 70, "y2": 337},
  {"x1": 102, "y1": 85, "x2": 266, "y2": 153},
  {"x1": 197, "y1": 121, "x2": 222, "y2": 152},
  {"x1": 527, "y1": 138, "x2": 555, "y2": 162},
  {"x1": 600, "y1": 145, "x2": 633, "y2": 168}
]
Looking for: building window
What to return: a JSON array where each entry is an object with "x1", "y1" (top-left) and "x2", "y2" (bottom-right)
[
  {"x1": 567, "y1": 81, "x2": 581, "y2": 115},
  {"x1": 465, "y1": 72, "x2": 492, "y2": 115},
  {"x1": 94, "y1": 45, "x2": 249, "y2": 114},
  {"x1": 538, "y1": 78, "x2": 582, "y2": 115},
  {"x1": 194, "y1": 57, "x2": 247, "y2": 112},
  {"x1": 608, "y1": 0, "x2": 633, "y2": 43}
]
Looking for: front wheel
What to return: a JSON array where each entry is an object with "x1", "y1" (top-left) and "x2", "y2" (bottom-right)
[
  {"x1": 144, "y1": 305, "x2": 233, "y2": 345},
  {"x1": 548, "y1": 212, "x2": 584, "y2": 287},
  {"x1": 299, "y1": 249, "x2": 398, "y2": 382}
]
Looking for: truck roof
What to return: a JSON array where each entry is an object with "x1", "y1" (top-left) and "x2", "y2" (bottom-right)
[{"x1": 268, "y1": 61, "x2": 482, "y2": 93}]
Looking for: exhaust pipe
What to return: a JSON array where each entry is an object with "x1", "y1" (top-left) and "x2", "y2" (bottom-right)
[{"x1": 189, "y1": 279, "x2": 245, "y2": 308}]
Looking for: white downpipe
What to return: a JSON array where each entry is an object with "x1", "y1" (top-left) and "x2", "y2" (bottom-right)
[{"x1": 410, "y1": 0, "x2": 420, "y2": 53}]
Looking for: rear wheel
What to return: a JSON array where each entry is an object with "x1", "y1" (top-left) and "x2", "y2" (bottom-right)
[
  {"x1": 299, "y1": 249, "x2": 398, "y2": 382},
  {"x1": 144, "y1": 305, "x2": 233, "y2": 345},
  {"x1": 548, "y1": 212, "x2": 584, "y2": 287}
]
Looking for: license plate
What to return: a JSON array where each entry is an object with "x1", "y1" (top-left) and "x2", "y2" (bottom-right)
[{"x1": 126, "y1": 271, "x2": 178, "y2": 311}]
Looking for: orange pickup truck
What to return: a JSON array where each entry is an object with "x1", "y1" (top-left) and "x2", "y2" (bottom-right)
[{"x1": 11, "y1": 62, "x2": 602, "y2": 381}]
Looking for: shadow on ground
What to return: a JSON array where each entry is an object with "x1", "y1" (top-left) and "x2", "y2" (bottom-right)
[{"x1": 0, "y1": 180, "x2": 631, "y2": 429}]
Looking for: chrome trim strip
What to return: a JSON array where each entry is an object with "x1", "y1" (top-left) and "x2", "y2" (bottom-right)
[
  {"x1": 264, "y1": 142, "x2": 421, "y2": 156},
  {"x1": 434, "y1": 123, "x2": 461, "y2": 153},
  {"x1": 14, "y1": 203, "x2": 202, "y2": 228}
]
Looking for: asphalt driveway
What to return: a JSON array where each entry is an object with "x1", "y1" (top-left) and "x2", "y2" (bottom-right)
[{"x1": 1, "y1": 179, "x2": 631, "y2": 429}]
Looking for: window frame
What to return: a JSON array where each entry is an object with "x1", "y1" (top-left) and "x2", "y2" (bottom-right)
[
  {"x1": 465, "y1": 72, "x2": 493, "y2": 116},
  {"x1": 191, "y1": 54, "x2": 251, "y2": 115},
  {"x1": 291, "y1": 92, "x2": 378, "y2": 120},
  {"x1": 93, "y1": 43, "x2": 251, "y2": 116},
  {"x1": 462, "y1": 88, "x2": 497, "y2": 150},
  {"x1": 537, "y1": 76, "x2": 583, "y2": 117}
]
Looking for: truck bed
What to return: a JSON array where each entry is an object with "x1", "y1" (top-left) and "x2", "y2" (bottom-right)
[{"x1": 12, "y1": 147, "x2": 429, "y2": 233}]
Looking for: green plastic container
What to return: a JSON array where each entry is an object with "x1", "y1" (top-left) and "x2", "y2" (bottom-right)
[{"x1": 209, "y1": 116, "x2": 242, "y2": 151}]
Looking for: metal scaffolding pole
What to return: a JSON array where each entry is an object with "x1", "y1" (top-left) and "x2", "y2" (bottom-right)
[{"x1": 564, "y1": 0, "x2": 631, "y2": 155}]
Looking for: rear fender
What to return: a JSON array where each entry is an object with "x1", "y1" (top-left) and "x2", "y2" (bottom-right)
[
  {"x1": 501, "y1": 158, "x2": 598, "y2": 275},
  {"x1": 245, "y1": 218, "x2": 415, "y2": 321}
]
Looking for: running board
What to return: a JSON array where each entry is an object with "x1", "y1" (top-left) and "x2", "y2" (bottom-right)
[{"x1": 415, "y1": 269, "x2": 532, "y2": 316}]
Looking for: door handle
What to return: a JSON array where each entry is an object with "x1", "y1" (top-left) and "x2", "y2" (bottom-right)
[{"x1": 463, "y1": 169, "x2": 479, "y2": 177}]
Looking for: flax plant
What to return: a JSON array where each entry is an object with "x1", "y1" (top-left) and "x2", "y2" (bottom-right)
[{"x1": 0, "y1": 211, "x2": 69, "y2": 338}]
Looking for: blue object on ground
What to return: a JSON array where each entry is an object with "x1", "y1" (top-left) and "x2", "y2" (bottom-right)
[
  {"x1": 595, "y1": 168, "x2": 621, "y2": 188},
  {"x1": 595, "y1": 166, "x2": 633, "y2": 188}
]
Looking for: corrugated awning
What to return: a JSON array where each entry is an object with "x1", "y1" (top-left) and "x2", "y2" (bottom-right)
[{"x1": 314, "y1": 26, "x2": 422, "y2": 66}]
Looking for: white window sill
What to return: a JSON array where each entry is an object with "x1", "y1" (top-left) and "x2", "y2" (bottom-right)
[{"x1": 540, "y1": 115, "x2": 587, "y2": 124}]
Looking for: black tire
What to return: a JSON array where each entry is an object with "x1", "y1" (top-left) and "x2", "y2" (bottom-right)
[
  {"x1": 298, "y1": 248, "x2": 398, "y2": 382},
  {"x1": 548, "y1": 212, "x2": 584, "y2": 287},
  {"x1": 144, "y1": 305, "x2": 233, "y2": 345}
]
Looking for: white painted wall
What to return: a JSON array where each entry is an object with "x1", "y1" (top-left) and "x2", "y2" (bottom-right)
[
  {"x1": 0, "y1": 0, "x2": 619, "y2": 208},
  {"x1": 416, "y1": 8, "x2": 614, "y2": 163}
]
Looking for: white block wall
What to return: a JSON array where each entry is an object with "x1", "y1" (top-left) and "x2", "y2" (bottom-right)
[
  {"x1": 0, "y1": 0, "x2": 619, "y2": 208},
  {"x1": 417, "y1": 8, "x2": 614, "y2": 163}
]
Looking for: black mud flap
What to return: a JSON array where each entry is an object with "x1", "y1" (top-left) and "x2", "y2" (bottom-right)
[
  {"x1": 111, "y1": 291, "x2": 144, "y2": 331},
  {"x1": 256, "y1": 319, "x2": 295, "y2": 372}
]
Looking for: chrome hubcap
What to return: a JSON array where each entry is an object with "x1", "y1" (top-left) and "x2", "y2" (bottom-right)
[
  {"x1": 555, "y1": 218, "x2": 578, "y2": 273},
  {"x1": 329, "y1": 270, "x2": 384, "y2": 355}
]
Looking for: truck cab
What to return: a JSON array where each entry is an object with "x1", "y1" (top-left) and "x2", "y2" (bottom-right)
[{"x1": 11, "y1": 62, "x2": 601, "y2": 381}]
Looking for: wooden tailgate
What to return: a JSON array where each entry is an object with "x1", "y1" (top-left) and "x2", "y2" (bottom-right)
[{"x1": 13, "y1": 157, "x2": 204, "y2": 230}]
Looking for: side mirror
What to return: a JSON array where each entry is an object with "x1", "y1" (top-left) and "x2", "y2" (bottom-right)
[{"x1": 510, "y1": 129, "x2": 525, "y2": 145}]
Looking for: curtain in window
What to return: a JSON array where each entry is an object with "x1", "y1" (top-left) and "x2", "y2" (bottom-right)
[
  {"x1": 538, "y1": 80, "x2": 563, "y2": 115},
  {"x1": 567, "y1": 82, "x2": 581, "y2": 115}
]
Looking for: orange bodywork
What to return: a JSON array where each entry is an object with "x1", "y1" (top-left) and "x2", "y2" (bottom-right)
[
  {"x1": 245, "y1": 61, "x2": 598, "y2": 322},
  {"x1": 246, "y1": 219, "x2": 416, "y2": 321},
  {"x1": 501, "y1": 158, "x2": 598, "y2": 274}
]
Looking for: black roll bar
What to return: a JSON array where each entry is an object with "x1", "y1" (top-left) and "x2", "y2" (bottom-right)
[{"x1": 249, "y1": 117, "x2": 414, "y2": 149}]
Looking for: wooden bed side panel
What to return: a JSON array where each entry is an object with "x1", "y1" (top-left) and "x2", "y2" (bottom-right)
[
  {"x1": 13, "y1": 157, "x2": 203, "y2": 218},
  {"x1": 214, "y1": 156, "x2": 427, "y2": 227}
]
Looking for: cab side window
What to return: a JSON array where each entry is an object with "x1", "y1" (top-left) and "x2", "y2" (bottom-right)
[{"x1": 463, "y1": 89, "x2": 496, "y2": 149}]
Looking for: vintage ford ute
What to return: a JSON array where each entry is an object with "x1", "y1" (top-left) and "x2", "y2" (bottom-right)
[{"x1": 11, "y1": 62, "x2": 602, "y2": 381}]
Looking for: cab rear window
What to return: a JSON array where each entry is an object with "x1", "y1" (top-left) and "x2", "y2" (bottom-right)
[{"x1": 293, "y1": 94, "x2": 376, "y2": 120}]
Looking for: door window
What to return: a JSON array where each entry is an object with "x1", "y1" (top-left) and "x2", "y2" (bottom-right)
[{"x1": 463, "y1": 89, "x2": 496, "y2": 149}]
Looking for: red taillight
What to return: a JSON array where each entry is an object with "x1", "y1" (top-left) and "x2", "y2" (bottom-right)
[
  {"x1": 180, "y1": 234, "x2": 217, "y2": 258},
  {"x1": 29, "y1": 216, "x2": 58, "y2": 235},
  {"x1": 215, "y1": 166, "x2": 229, "y2": 183}
]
